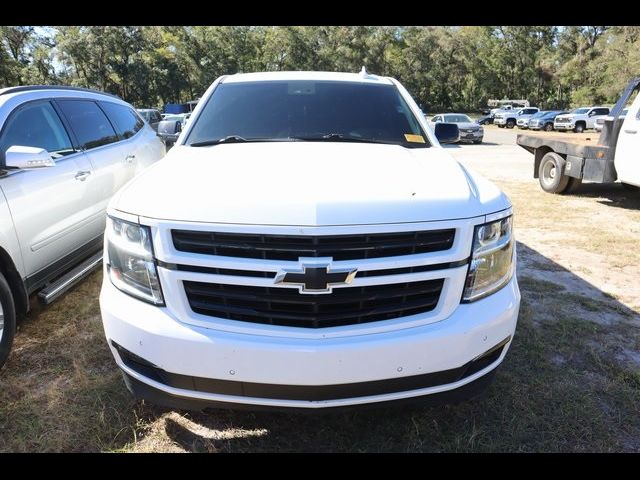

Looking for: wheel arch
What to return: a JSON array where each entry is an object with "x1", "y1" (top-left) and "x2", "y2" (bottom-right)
[
  {"x1": 534, "y1": 146, "x2": 564, "y2": 178},
  {"x1": 0, "y1": 246, "x2": 28, "y2": 316}
]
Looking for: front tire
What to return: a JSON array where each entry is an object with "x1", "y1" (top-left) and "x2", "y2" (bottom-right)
[
  {"x1": 539, "y1": 152, "x2": 572, "y2": 194},
  {"x1": 544, "y1": 123, "x2": 554, "y2": 132},
  {"x1": 574, "y1": 123, "x2": 585, "y2": 133},
  {"x1": 506, "y1": 119, "x2": 516, "y2": 129},
  {"x1": 0, "y1": 272, "x2": 16, "y2": 369}
]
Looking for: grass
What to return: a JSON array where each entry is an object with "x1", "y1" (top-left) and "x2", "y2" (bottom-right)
[{"x1": 1, "y1": 162, "x2": 639, "y2": 452}]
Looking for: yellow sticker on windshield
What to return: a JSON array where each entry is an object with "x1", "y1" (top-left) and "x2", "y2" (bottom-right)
[{"x1": 404, "y1": 134, "x2": 425, "y2": 143}]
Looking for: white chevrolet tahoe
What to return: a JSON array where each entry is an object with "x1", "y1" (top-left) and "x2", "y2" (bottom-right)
[
  {"x1": 0, "y1": 86, "x2": 165, "y2": 368},
  {"x1": 100, "y1": 71, "x2": 521, "y2": 410}
]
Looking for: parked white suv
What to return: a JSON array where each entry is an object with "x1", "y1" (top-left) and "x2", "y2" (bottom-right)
[
  {"x1": 100, "y1": 71, "x2": 521, "y2": 410},
  {"x1": 554, "y1": 106, "x2": 610, "y2": 132},
  {"x1": 0, "y1": 86, "x2": 165, "y2": 368}
]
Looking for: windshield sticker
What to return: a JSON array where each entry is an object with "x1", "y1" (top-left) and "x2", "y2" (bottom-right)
[{"x1": 404, "y1": 134, "x2": 425, "y2": 143}]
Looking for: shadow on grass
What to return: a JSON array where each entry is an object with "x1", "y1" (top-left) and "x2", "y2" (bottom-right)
[
  {"x1": 1, "y1": 243, "x2": 639, "y2": 452},
  {"x1": 568, "y1": 182, "x2": 640, "y2": 211}
]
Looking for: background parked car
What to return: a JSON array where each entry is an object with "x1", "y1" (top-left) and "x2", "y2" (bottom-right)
[
  {"x1": 553, "y1": 106, "x2": 610, "y2": 133},
  {"x1": 527, "y1": 111, "x2": 566, "y2": 131},
  {"x1": 136, "y1": 108, "x2": 163, "y2": 131},
  {"x1": 494, "y1": 107, "x2": 539, "y2": 129},
  {"x1": 477, "y1": 114, "x2": 493, "y2": 125},
  {"x1": 595, "y1": 109, "x2": 628, "y2": 132},
  {"x1": 429, "y1": 113, "x2": 483, "y2": 143},
  {"x1": 0, "y1": 85, "x2": 166, "y2": 368},
  {"x1": 156, "y1": 114, "x2": 189, "y2": 148}
]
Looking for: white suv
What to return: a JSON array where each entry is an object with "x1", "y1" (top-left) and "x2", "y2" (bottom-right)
[
  {"x1": 0, "y1": 86, "x2": 165, "y2": 368},
  {"x1": 100, "y1": 71, "x2": 520, "y2": 410}
]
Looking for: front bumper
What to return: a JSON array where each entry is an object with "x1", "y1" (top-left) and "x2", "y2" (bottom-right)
[
  {"x1": 493, "y1": 118, "x2": 507, "y2": 126},
  {"x1": 458, "y1": 131, "x2": 483, "y2": 142},
  {"x1": 100, "y1": 273, "x2": 520, "y2": 409},
  {"x1": 554, "y1": 122, "x2": 573, "y2": 130}
]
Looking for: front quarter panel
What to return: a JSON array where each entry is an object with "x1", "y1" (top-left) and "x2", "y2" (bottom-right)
[{"x1": 0, "y1": 183, "x2": 26, "y2": 279}]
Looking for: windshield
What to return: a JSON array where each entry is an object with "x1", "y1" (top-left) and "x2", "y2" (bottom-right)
[
  {"x1": 443, "y1": 114, "x2": 472, "y2": 123},
  {"x1": 186, "y1": 80, "x2": 428, "y2": 148},
  {"x1": 572, "y1": 108, "x2": 589, "y2": 114}
]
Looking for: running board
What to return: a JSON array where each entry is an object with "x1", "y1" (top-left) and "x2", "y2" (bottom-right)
[{"x1": 38, "y1": 251, "x2": 103, "y2": 305}]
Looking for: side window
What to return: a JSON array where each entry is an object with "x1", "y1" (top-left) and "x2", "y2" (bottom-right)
[
  {"x1": 0, "y1": 100, "x2": 74, "y2": 165},
  {"x1": 595, "y1": 108, "x2": 610, "y2": 116},
  {"x1": 99, "y1": 102, "x2": 144, "y2": 139},
  {"x1": 57, "y1": 100, "x2": 118, "y2": 150},
  {"x1": 153, "y1": 111, "x2": 162, "y2": 123}
]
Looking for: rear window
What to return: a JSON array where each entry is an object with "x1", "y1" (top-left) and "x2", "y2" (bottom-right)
[
  {"x1": 186, "y1": 80, "x2": 429, "y2": 148},
  {"x1": 99, "y1": 102, "x2": 144, "y2": 139},
  {"x1": 57, "y1": 100, "x2": 118, "y2": 150}
]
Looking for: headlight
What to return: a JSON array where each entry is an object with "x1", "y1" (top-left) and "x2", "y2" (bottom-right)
[
  {"x1": 463, "y1": 215, "x2": 514, "y2": 302},
  {"x1": 106, "y1": 216, "x2": 164, "y2": 305}
]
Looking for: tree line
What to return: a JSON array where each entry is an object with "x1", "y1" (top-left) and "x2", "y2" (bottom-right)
[{"x1": 1, "y1": 26, "x2": 639, "y2": 113}]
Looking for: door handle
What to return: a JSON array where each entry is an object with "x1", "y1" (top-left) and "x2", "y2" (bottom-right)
[
  {"x1": 74, "y1": 170, "x2": 91, "y2": 181},
  {"x1": 125, "y1": 154, "x2": 136, "y2": 164},
  {"x1": 624, "y1": 129, "x2": 637, "y2": 134}
]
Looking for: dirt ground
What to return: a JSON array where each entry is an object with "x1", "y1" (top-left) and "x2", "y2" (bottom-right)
[
  {"x1": 0, "y1": 127, "x2": 639, "y2": 452},
  {"x1": 449, "y1": 127, "x2": 640, "y2": 313}
]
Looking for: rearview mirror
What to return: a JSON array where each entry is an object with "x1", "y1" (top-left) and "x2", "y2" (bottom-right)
[
  {"x1": 5, "y1": 145, "x2": 55, "y2": 169},
  {"x1": 434, "y1": 123, "x2": 459, "y2": 144}
]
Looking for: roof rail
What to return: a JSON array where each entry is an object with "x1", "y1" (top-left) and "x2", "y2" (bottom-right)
[{"x1": 0, "y1": 85, "x2": 122, "y2": 100}]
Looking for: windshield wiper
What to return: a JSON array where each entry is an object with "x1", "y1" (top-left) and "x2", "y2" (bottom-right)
[
  {"x1": 291, "y1": 133, "x2": 402, "y2": 146},
  {"x1": 190, "y1": 135, "x2": 248, "y2": 147}
]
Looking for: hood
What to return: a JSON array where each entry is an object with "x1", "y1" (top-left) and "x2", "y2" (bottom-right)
[{"x1": 112, "y1": 142, "x2": 508, "y2": 226}]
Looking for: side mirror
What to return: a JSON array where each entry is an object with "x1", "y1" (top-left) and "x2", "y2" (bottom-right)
[
  {"x1": 434, "y1": 123, "x2": 459, "y2": 144},
  {"x1": 5, "y1": 146, "x2": 55, "y2": 169}
]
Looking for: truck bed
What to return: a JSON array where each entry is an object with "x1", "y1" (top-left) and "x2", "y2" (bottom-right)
[{"x1": 516, "y1": 132, "x2": 612, "y2": 161}]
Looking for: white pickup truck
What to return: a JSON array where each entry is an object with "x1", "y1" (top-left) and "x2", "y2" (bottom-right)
[
  {"x1": 553, "y1": 106, "x2": 610, "y2": 133},
  {"x1": 100, "y1": 70, "x2": 521, "y2": 411},
  {"x1": 518, "y1": 77, "x2": 640, "y2": 193},
  {"x1": 494, "y1": 107, "x2": 540, "y2": 129},
  {"x1": 0, "y1": 86, "x2": 165, "y2": 368}
]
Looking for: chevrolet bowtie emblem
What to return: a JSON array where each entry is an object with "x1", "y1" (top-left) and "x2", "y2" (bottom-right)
[{"x1": 274, "y1": 260, "x2": 357, "y2": 294}]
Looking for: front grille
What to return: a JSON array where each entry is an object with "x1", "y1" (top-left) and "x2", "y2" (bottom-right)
[
  {"x1": 172, "y1": 229, "x2": 455, "y2": 261},
  {"x1": 184, "y1": 279, "x2": 444, "y2": 328}
]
